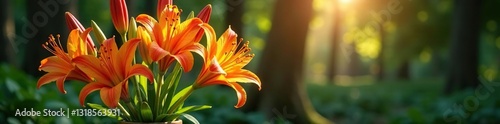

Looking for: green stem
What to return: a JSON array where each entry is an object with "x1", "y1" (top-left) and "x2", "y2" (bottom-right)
[
  {"x1": 167, "y1": 86, "x2": 194, "y2": 114},
  {"x1": 125, "y1": 101, "x2": 139, "y2": 121},
  {"x1": 121, "y1": 33, "x2": 128, "y2": 44},
  {"x1": 118, "y1": 103, "x2": 131, "y2": 121},
  {"x1": 155, "y1": 73, "x2": 164, "y2": 116}
]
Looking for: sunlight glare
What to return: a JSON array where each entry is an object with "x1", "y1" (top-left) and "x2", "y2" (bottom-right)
[{"x1": 340, "y1": 0, "x2": 352, "y2": 4}]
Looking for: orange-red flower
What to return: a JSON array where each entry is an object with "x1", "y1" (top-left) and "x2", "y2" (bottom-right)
[
  {"x1": 194, "y1": 26, "x2": 261, "y2": 108},
  {"x1": 136, "y1": 4, "x2": 208, "y2": 73},
  {"x1": 73, "y1": 38, "x2": 154, "y2": 108},
  {"x1": 38, "y1": 29, "x2": 94, "y2": 94},
  {"x1": 110, "y1": 0, "x2": 129, "y2": 35}
]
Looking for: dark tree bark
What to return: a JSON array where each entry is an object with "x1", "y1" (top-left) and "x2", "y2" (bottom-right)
[
  {"x1": 347, "y1": 44, "x2": 362, "y2": 76},
  {"x1": 255, "y1": 0, "x2": 331, "y2": 123},
  {"x1": 397, "y1": 60, "x2": 410, "y2": 80},
  {"x1": 0, "y1": 0, "x2": 10, "y2": 63},
  {"x1": 326, "y1": 0, "x2": 342, "y2": 83},
  {"x1": 445, "y1": 0, "x2": 482, "y2": 94},
  {"x1": 22, "y1": 0, "x2": 73, "y2": 76},
  {"x1": 376, "y1": 25, "x2": 385, "y2": 81},
  {"x1": 225, "y1": 0, "x2": 244, "y2": 38}
]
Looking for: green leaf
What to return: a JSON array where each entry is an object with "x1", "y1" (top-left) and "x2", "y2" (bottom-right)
[
  {"x1": 155, "y1": 114, "x2": 171, "y2": 122},
  {"x1": 175, "y1": 105, "x2": 212, "y2": 114},
  {"x1": 163, "y1": 63, "x2": 183, "y2": 112},
  {"x1": 162, "y1": 105, "x2": 208, "y2": 124},
  {"x1": 140, "y1": 102, "x2": 154, "y2": 122},
  {"x1": 181, "y1": 114, "x2": 200, "y2": 124},
  {"x1": 163, "y1": 113, "x2": 182, "y2": 122},
  {"x1": 168, "y1": 85, "x2": 193, "y2": 109}
]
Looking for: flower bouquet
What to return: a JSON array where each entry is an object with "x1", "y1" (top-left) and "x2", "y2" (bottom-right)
[{"x1": 37, "y1": 0, "x2": 261, "y2": 123}]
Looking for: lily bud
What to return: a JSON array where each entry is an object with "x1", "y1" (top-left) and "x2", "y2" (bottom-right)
[
  {"x1": 157, "y1": 0, "x2": 173, "y2": 18},
  {"x1": 197, "y1": 4, "x2": 212, "y2": 23},
  {"x1": 186, "y1": 11, "x2": 195, "y2": 20},
  {"x1": 194, "y1": 4, "x2": 212, "y2": 42},
  {"x1": 128, "y1": 17, "x2": 137, "y2": 40},
  {"x1": 137, "y1": 26, "x2": 152, "y2": 64},
  {"x1": 90, "y1": 20, "x2": 107, "y2": 45},
  {"x1": 65, "y1": 12, "x2": 95, "y2": 54},
  {"x1": 110, "y1": 0, "x2": 129, "y2": 36}
]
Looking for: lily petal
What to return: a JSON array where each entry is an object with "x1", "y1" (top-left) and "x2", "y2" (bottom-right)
[
  {"x1": 118, "y1": 38, "x2": 141, "y2": 72},
  {"x1": 100, "y1": 83, "x2": 123, "y2": 108},
  {"x1": 225, "y1": 83, "x2": 246, "y2": 108},
  {"x1": 172, "y1": 18, "x2": 204, "y2": 51},
  {"x1": 126, "y1": 64, "x2": 154, "y2": 84},
  {"x1": 101, "y1": 38, "x2": 123, "y2": 79},
  {"x1": 56, "y1": 77, "x2": 67, "y2": 94},
  {"x1": 39, "y1": 56, "x2": 73, "y2": 73},
  {"x1": 157, "y1": 0, "x2": 173, "y2": 18},
  {"x1": 73, "y1": 55, "x2": 112, "y2": 85},
  {"x1": 193, "y1": 4, "x2": 212, "y2": 42},
  {"x1": 37, "y1": 72, "x2": 66, "y2": 90},
  {"x1": 65, "y1": 12, "x2": 95, "y2": 51},
  {"x1": 66, "y1": 69, "x2": 92, "y2": 83},
  {"x1": 208, "y1": 58, "x2": 226, "y2": 75},
  {"x1": 184, "y1": 43, "x2": 205, "y2": 60},
  {"x1": 226, "y1": 69, "x2": 261, "y2": 90},
  {"x1": 136, "y1": 14, "x2": 158, "y2": 33},
  {"x1": 67, "y1": 29, "x2": 87, "y2": 58},
  {"x1": 172, "y1": 51, "x2": 194, "y2": 72},
  {"x1": 79, "y1": 82, "x2": 107, "y2": 107},
  {"x1": 149, "y1": 42, "x2": 169, "y2": 61},
  {"x1": 199, "y1": 23, "x2": 217, "y2": 61}
]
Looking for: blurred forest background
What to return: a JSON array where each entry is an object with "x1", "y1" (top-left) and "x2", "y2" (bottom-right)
[{"x1": 1, "y1": 0, "x2": 500, "y2": 123}]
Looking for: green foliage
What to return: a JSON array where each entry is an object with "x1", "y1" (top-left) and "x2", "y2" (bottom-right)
[
  {"x1": 308, "y1": 78, "x2": 500, "y2": 123},
  {"x1": 0, "y1": 64, "x2": 113, "y2": 123}
]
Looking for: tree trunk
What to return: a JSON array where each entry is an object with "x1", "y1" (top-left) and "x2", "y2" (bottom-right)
[
  {"x1": 225, "y1": 0, "x2": 244, "y2": 38},
  {"x1": 347, "y1": 44, "x2": 362, "y2": 76},
  {"x1": 376, "y1": 25, "x2": 385, "y2": 81},
  {"x1": 397, "y1": 60, "x2": 410, "y2": 80},
  {"x1": 326, "y1": 0, "x2": 342, "y2": 83},
  {"x1": 0, "y1": 0, "x2": 10, "y2": 63},
  {"x1": 22, "y1": 0, "x2": 73, "y2": 76},
  {"x1": 445, "y1": 0, "x2": 481, "y2": 94},
  {"x1": 256, "y1": 0, "x2": 331, "y2": 123}
]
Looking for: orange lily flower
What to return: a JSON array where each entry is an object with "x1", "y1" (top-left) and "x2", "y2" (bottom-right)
[
  {"x1": 110, "y1": 0, "x2": 129, "y2": 35},
  {"x1": 194, "y1": 26, "x2": 261, "y2": 108},
  {"x1": 38, "y1": 29, "x2": 94, "y2": 94},
  {"x1": 73, "y1": 38, "x2": 154, "y2": 108},
  {"x1": 136, "y1": 4, "x2": 207, "y2": 73}
]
